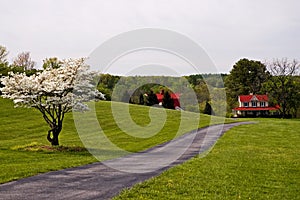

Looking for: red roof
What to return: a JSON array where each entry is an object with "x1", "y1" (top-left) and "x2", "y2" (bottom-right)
[
  {"x1": 233, "y1": 107, "x2": 278, "y2": 111},
  {"x1": 156, "y1": 93, "x2": 181, "y2": 108},
  {"x1": 239, "y1": 94, "x2": 268, "y2": 102},
  {"x1": 156, "y1": 93, "x2": 180, "y2": 101}
]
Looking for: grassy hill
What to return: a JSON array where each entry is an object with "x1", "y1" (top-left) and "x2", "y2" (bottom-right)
[
  {"x1": 1, "y1": 97, "x2": 299, "y2": 199},
  {"x1": 114, "y1": 118, "x2": 300, "y2": 199},
  {"x1": 0, "y1": 98, "x2": 232, "y2": 184}
]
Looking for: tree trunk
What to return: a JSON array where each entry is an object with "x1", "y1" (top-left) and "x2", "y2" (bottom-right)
[
  {"x1": 51, "y1": 131, "x2": 59, "y2": 146},
  {"x1": 47, "y1": 126, "x2": 62, "y2": 146}
]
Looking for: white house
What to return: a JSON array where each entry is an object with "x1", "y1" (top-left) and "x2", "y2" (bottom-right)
[{"x1": 233, "y1": 94, "x2": 279, "y2": 117}]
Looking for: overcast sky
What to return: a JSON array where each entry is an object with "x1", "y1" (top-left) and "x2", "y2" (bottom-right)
[{"x1": 1, "y1": 0, "x2": 299, "y2": 74}]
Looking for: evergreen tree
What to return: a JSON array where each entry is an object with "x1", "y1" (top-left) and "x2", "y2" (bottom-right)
[
  {"x1": 139, "y1": 93, "x2": 145, "y2": 105},
  {"x1": 147, "y1": 90, "x2": 159, "y2": 106},
  {"x1": 204, "y1": 101, "x2": 215, "y2": 115},
  {"x1": 162, "y1": 91, "x2": 174, "y2": 109}
]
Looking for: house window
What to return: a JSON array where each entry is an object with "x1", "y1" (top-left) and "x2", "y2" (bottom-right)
[
  {"x1": 243, "y1": 102, "x2": 248, "y2": 107},
  {"x1": 251, "y1": 101, "x2": 257, "y2": 107},
  {"x1": 261, "y1": 102, "x2": 265, "y2": 107}
]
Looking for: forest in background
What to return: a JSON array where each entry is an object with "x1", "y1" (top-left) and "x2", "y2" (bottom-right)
[
  {"x1": 96, "y1": 73, "x2": 227, "y2": 116},
  {"x1": 1, "y1": 45, "x2": 299, "y2": 118}
]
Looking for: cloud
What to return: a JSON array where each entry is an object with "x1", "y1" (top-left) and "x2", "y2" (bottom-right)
[{"x1": 0, "y1": 0, "x2": 299, "y2": 73}]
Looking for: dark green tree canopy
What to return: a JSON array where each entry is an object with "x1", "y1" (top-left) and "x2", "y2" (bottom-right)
[
  {"x1": 162, "y1": 91, "x2": 174, "y2": 109},
  {"x1": 147, "y1": 90, "x2": 159, "y2": 106},
  {"x1": 204, "y1": 101, "x2": 214, "y2": 115},
  {"x1": 264, "y1": 58, "x2": 300, "y2": 118},
  {"x1": 225, "y1": 58, "x2": 270, "y2": 108}
]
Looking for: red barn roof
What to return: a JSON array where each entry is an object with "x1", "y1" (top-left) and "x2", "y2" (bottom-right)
[
  {"x1": 239, "y1": 94, "x2": 268, "y2": 102},
  {"x1": 156, "y1": 93, "x2": 180, "y2": 101},
  {"x1": 156, "y1": 93, "x2": 181, "y2": 108}
]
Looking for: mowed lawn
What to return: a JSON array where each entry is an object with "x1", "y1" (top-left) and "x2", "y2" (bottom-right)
[
  {"x1": 0, "y1": 97, "x2": 230, "y2": 184},
  {"x1": 2, "y1": 97, "x2": 298, "y2": 199},
  {"x1": 114, "y1": 118, "x2": 300, "y2": 199}
]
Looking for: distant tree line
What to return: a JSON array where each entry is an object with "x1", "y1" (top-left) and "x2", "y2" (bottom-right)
[
  {"x1": 96, "y1": 59, "x2": 300, "y2": 118},
  {"x1": 95, "y1": 74, "x2": 225, "y2": 115},
  {"x1": 96, "y1": 76, "x2": 182, "y2": 110},
  {"x1": 1, "y1": 45, "x2": 299, "y2": 118},
  {"x1": 0, "y1": 45, "x2": 225, "y2": 116}
]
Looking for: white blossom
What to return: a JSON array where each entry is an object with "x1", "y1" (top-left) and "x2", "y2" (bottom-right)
[
  {"x1": 1, "y1": 58, "x2": 104, "y2": 111},
  {"x1": 0, "y1": 58, "x2": 104, "y2": 145}
]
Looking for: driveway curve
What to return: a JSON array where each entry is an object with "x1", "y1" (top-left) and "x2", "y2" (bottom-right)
[{"x1": 0, "y1": 121, "x2": 253, "y2": 200}]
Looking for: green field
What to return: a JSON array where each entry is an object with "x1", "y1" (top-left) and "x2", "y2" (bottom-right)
[
  {"x1": 114, "y1": 118, "x2": 300, "y2": 199},
  {"x1": 1, "y1": 97, "x2": 299, "y2": 199},
  {"x1": 0, "y1": 98, "x2": 230, "y2": 184}
]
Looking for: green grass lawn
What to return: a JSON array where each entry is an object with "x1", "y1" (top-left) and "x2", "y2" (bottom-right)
[
  {"x1": 1, "y1": 97, "x2": 299, "y2": 199},
  {"x1": 114, "y1": 118, "x2": 300, "y2": 199},
  {"x1": 0, "y1": 98, "x2": 232, "y2": 184},
  {"x1": 0, "y1": 98, "x2": 96, "y2": 183}
]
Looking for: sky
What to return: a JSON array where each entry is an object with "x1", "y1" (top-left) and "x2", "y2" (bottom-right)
[{"x1": 1, "y1": 0, "x2": 299, "y2": 74}]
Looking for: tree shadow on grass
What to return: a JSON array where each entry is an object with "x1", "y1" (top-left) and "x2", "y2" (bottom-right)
[{"x1": 11, "y1": 142, "x2": 88, "y2": 153}]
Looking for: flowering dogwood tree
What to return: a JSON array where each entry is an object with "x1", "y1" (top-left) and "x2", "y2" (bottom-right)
[{"x1": 0, "y1": 58, "x2": 104, "y2": 146}]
